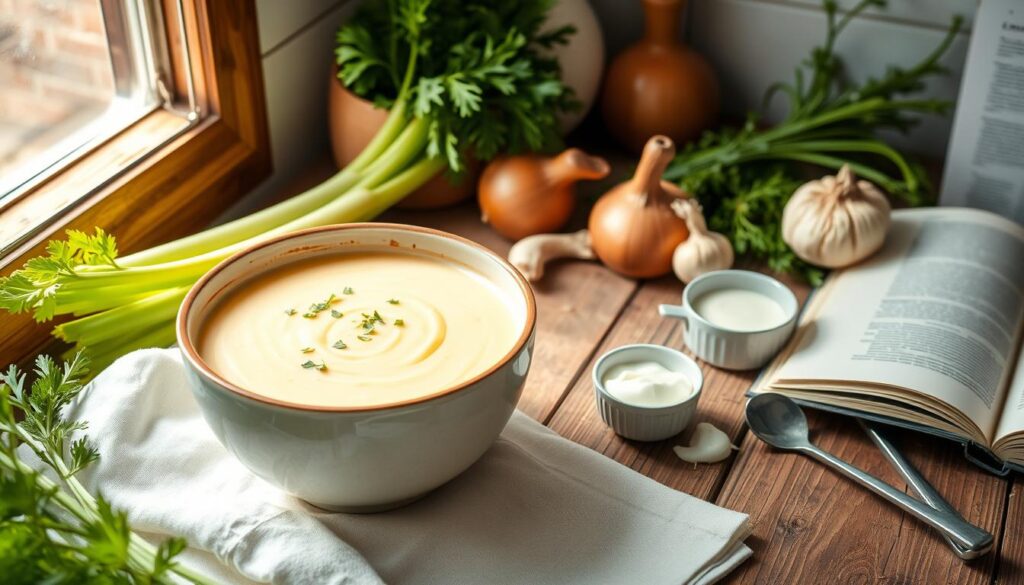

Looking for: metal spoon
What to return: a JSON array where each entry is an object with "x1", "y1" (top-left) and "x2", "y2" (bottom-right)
[{"x1": 745, "y1": 393, "x2": 993, "y2": 553}]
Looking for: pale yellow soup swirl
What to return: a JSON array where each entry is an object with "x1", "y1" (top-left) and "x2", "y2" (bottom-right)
[{"x1": 198, "y1": 251, "x2": 521, "y2": 408}]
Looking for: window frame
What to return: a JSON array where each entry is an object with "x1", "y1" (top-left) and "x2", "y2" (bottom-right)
[
  {"x1": 0, "y1": 0, "x2": 167, "y2": 201},
  {"x1": 0, "y1": 0, "x2": 271, "y2": 365}
]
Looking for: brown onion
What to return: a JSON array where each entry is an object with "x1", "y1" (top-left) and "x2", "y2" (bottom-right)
[
  {"x1": 588, "y1": 135, "x2": 689, "y2": 277},
  {"x1": 478, "y1": 148, "x2": 610, "y2": 241}
]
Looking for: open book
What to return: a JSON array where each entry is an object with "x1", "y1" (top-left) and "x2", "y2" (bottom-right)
[{"x1": 752, "y1": 207, "x2": 1024, "y2": 474}]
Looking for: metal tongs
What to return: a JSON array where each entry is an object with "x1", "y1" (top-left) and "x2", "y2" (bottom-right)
[
  {"x1": 859, "y1": 420, "x2": 993, "y2": 560},
  {"x1": 745, "y1": 393, "x2": 993, "y2": 560}
]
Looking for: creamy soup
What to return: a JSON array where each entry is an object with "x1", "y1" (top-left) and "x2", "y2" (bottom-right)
[
  {"x1": 198, "y1": 251, "x2": 521, "y2": 408},
  {"x1": 691, "y1": 288, "x2": 788, "y2": 331}
]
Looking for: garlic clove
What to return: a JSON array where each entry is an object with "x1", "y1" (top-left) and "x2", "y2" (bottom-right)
[
  {"x1": 673, "y1": 422, "x2": 738, "y2": 464},
  {"x1": 669, "y1": 199, "x2": 734, "y2": 283},
  {"x1": 781, "y1": 165, "x2": 890, "y2": 269}
]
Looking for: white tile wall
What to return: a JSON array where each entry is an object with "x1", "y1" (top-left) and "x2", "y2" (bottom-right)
[
  {"x1": 688, "y1": 0, "x2": 972, "y2": 157},
  {"x1": 587, "y1": 0, "x2": 645, "y2": 58},
  {"x1": 234, "y1": 0, "x2": 358, "y2": 211},
  {"x1": 759, "y1": 0, "x2": 976, "y2": 30},
  {"x1": 257, "y1": 0, "x2": 348, "y2": 55}
]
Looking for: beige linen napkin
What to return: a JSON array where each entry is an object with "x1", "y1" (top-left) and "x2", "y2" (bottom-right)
[{"x1": 57, "y1": 349, "x2": 751, "y2": 584}]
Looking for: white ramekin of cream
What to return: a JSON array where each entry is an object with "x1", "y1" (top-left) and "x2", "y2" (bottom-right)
[
  {"x1": 592, "y1": 344, "x2": 703, "y2": 441},
  {"x1": 658, "y1": 270, "x2": 798, "y2": 370}
]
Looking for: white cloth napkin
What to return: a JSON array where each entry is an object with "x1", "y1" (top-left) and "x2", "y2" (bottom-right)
[{"x1": 56, "y1": 348, "x2": 751, "y2": 584}]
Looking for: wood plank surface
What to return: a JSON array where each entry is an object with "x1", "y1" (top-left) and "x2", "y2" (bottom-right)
[
  {"x1": 997, "y1": 479, "x2": 1024, "y2": 584},
  {"x1": 718, "y1": 412, "x2": 1007, "y2": 584},
  {"x1": 384, "y1": 202, "x2": 1012, "y2": 585},
  {"x1": 545, "y1": 267, "x2": 811, "y2": 497},
  {"x1": 235, "y1": 158, "x2": 1017, "y2": 584},
  {"x1": 545, "y1": 275, "x2": 751, "y2": 498},
  {"x1": 407, "y1": 205, "x2": 1012, "y2": 584}
]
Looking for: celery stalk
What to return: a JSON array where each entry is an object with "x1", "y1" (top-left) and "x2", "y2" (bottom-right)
[
  {"x1": 54, "y1": 287, "x2": 186, "y2": 346},
  {"x1": 59, "y1": 124, "x2": 434, "y2": 300},
  {"x1": 116, "y1": 100, "x2": 412, "y2": 269},
  {"x1": 75, "y1": 322, "x2": 179, "y2": 374}
]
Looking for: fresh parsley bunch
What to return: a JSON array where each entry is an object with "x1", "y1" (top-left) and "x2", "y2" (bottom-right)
[
  {"x1": 336, "y1": 0, "x2": 578, "y2": 170},
  {"x1": 0, "y1": 354, "x2": 212, "y2": 584},
  {"x1": 666, "y1": 0, "x2": 962, "y2": 282}
]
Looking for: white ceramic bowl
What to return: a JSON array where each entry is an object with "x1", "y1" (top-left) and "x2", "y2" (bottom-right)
[
  {"x1": 177, "y1": 224, "x2": 536, "y2": 512},
  {"x1": 658, "y1": 270, "x2": 798, "y2": 370},
  {"x1": 592, "y1": 344, "x2": 703, "y2": 442}
]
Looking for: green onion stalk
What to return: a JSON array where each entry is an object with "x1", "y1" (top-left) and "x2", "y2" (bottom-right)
[
  {"x1": 663, "y1": 0, "x2": 963, "y2": 282},
  {"x1": 0, "y1": 0, "x2": 577, "y2": 374},
  {"x1": 664, "y1": 0, "x2": 963, "y2": 202}
]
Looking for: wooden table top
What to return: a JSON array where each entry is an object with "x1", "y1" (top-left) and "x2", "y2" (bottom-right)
[
  {"x1": 279, "y1": 161, "x2": 1022, "y2": 584},
  {"x1": 380, "y1": 202, "x2": 1019, "y2": 585}
]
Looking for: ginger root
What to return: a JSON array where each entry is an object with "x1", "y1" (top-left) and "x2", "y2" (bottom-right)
[{"x1": 508, "y1": 230, "x2": 595, "y2": 281}]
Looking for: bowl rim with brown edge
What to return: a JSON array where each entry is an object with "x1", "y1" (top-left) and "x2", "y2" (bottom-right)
[{"x1": 176, "y1": 222, "x2": 537, "y2": 414}]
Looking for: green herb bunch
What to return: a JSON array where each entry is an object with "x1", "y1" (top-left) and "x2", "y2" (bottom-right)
[
  {"x1": 337, "y1": 0, "x2": 578, "y2": 170},
  {"x1": 665, "y1": 0, "x2": 963, "y2": 283},
  {"x1": 0, "y1": 354, "x2": 212, "y2": 584}
]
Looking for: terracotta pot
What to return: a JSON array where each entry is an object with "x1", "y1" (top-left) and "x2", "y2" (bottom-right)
[
  {"x1": 600, "y1": 0, "x2": 719, "y2": 153},
  {"x1": 328, "y1": 72, "x2": 477, "y2": 209}
]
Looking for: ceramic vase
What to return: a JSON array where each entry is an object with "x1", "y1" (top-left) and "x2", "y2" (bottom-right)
[{"x1": 600, "y1": 0, "x2": 719, "y2": 152}]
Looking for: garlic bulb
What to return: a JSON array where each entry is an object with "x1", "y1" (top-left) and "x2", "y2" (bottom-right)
[
  {"x1": 670, "y1": 199, "x2": 733, "y2": 283},
  {"x1": 781, "y1": 165, "x2": 891, "y2": 268}
]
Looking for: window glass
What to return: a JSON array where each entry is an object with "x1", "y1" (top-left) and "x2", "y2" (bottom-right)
[{"x1": 0, "y1": 0, "x2": 172, "y2": 201}]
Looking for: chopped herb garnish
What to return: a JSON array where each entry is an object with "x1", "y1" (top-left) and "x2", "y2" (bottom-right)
[
  {"x1": 307, "y1": 293, "x2": 339, "y2": 315},
  {"x1": 394, "y1": 318, "x2": 405, "y2": 327},
  {"x1": 302, "y1": 294, "x2": 342, "y2": 319},
  {"x1": 387, "y1": 298, "x2": 399, "y2": 305},
  {"x1": 357, "y1": 335, "x2": 372, "y2": 342},
  {"x1": 331, "y1": 310, "x2": 343, "y2": 318},
  {"x1": 343, "y1": 287, "x2": 354, "y2": 295},
  {"x1": 301, "y1": 360, "x2": 327, "y2": 371},
  {"x1": 332, "y1": 339, "x2": 348, "y2": 349},
  {"x1": 358, "y1": 310, "x2": 385, "y2": 333},
  {"x1": 300, "y1": 347, "x2": 314, "y2": 353},
  {"x1": 284, "y1": 308, "x2": 297, "y2": 316}
]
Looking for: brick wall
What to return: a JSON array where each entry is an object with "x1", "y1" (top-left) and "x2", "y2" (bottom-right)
[{"x1": 0, "y1": 0, "x2": 115, "y2": 175}]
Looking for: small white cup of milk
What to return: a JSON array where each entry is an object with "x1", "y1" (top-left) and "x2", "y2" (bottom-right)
[
  {"x1": 658, "y1": 270, "x2": 798, "y2": 370},
  {"x1": 592, "y1": 344, "x2": 703, "y2": 441}
]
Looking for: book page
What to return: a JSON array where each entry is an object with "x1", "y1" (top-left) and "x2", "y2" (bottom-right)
[
  {"x1": 940, "y1": 0, "x2": 1024, "y2": 224},
  {"x1": 995, "y1": 346, "x2": 1024, "y2": 443},
  {"x1": 772, "y1": 208, "x2": 1024, "y2": 442}
]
